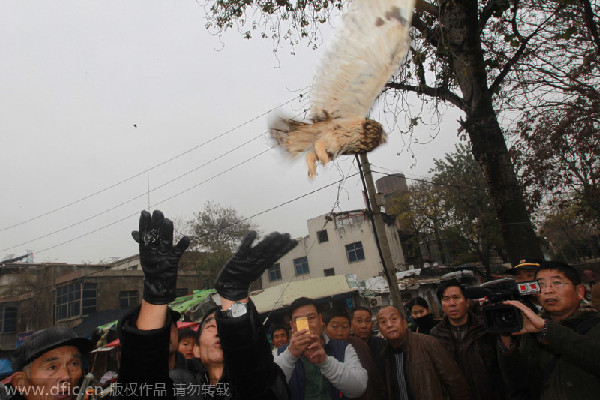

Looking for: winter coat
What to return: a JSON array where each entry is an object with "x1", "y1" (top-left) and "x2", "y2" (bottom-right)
[
  {"x1": 117, "y1": 301, "x2": 289, "y2": 400},
  {"x1": 347, "y1": 336, "x2": 386, "y2": 400},
  {"x1": 430, "y1": 312, "x2": 505, "y2": 400},
  {"x1": 497, "y1": 304, "x2": 600, "y2": 400},
  {"x1": 381, "y1": 330, "x2": 472, "y2": 400}
]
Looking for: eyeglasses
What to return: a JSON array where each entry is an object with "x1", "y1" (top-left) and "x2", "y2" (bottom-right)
[{"x1": 538, "y1": 280, "x2": 573, "y2": 290}]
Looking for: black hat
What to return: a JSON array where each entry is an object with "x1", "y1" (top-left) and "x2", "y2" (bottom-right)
[
  {"x1": 505, "y1": 259, "x2": 542, "y2": 275},
  {"x1": 11, "y1": 326, "x2": 93, "y2": 372}
]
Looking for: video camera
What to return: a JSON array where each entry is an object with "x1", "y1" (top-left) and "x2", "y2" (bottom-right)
[{"x1": 464, "y1": 278, "x2": 540, "y2": 333}]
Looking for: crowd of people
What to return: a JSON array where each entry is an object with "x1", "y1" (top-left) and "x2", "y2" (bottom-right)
[{"x1": 3, "y1": 210, "x2": 599, "y2": 400}]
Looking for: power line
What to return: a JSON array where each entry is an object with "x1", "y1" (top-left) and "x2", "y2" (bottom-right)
[
  {"x1": 2, "y1": 103, "x2": 310, "y2": 253},
  {"x1": 370, "y1": 165, "x2": 481, "y2": 191},
  {"x1": 0, "y1": 174, "x2": 356, "y2": 302},
  {"x1": 1, "y1": 133, "x2": 268, "y2": 253},
  {"x1": 258, "y1": 172, "x2": 361, "y2": 323},
  {"x1": 0, "y1": 94, "x2": 306, "y2": 233},
  {"x1": 12, "y1": 147, "x2": 274, "y2": 257}
]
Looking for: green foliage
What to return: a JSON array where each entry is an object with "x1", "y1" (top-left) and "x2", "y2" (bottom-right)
[
  {"x1": 541, "y1": 199, "x2": 599, "y2": 262},
  {"x1": 389, "y1": 143, "x2": 504, "y2": 266},
  {"x1": 185, "y1": 201, "x2": 257, "y2": 279},
  {"x1": 431, "y1": 143, "x2": 504, "y2": 266}
]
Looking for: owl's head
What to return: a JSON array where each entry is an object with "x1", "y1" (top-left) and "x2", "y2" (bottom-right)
[{"x1": 361, "y1": 119, "x2": 386, "y2": 150}]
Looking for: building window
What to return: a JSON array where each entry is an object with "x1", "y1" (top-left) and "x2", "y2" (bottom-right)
[
  {"x1": 323, "y1": 268, "x2": 335, "y2": 277},
  {"x1": 176, "y1": 288, "x2": 189, "y2": 297},
  {"x1": 56, "y1": 283, "x2": 80, "y2": 321},
  {"x1": 294, "y1": 257, "x2": 310, "y2": 276},
  {"x1": 56, "y1": 282, "x2": 96, "y2": 321},
  {"x1": 346, "y1": 242, "x2": 365, "y2": 263},
  {"x1": 0, "y1": 305, "x2": 17, "y2": 334},
  {"x1": 317, "y1": 230, "x2": 329, "y2": 243},
  {"x1": 119, "y1": 291, "x2": 139, "y2": 309},
  {"x1": 82, "y1": 283, "x2": 96, "y2": 315},
  {"x1": 268, "y1": 264, "x2": 282, "y2": 281}
]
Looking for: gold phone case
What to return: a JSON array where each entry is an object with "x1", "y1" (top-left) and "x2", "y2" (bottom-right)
[{"x1": 296, "y1": 317, "x2": 309, "y2": 332}]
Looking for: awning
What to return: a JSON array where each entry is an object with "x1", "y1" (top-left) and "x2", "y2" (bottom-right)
[
  {"x1": 94, "y1": 289, "x2": 215, "y2": 333},
  {"x1": 73, "y1": 309, "x2": 130, "y2": 338},
  {"x1": 250, "y1": 275, "x2": 359, "y2": 313}
]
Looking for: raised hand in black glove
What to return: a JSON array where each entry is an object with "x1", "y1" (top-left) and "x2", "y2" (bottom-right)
[
  {"x1": 215, "y1": 231, "x2": 298, "y2": 301},
  {"x1": 132, "y1": 210, "x2": 190, "y2": 305}
]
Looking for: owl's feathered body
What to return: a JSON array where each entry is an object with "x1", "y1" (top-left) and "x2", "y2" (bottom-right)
[
  {"x1": 269, "y1": 0, "x2": 415, "y2": 178},
  {"x1": 271, "y1": 116, "x2": 385, "y2": 177}
]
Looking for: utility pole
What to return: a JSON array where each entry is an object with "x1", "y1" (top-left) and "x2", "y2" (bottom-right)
[{"x1": 357, "y1": 154, "x2": 405, "y2": 315}]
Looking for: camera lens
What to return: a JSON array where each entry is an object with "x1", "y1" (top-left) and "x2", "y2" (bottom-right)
[{"x1": 482, "y1": 304, "x2": 523, "y2": 333}]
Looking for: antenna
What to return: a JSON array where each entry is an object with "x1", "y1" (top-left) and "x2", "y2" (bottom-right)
[{"x1": 147, "y1": 173, "x2": 150, "y2": 211}]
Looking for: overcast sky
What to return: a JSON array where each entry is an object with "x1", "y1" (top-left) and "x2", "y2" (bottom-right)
[{"x1": 0, "y1": 1, "x2": 462, "y2": 264}]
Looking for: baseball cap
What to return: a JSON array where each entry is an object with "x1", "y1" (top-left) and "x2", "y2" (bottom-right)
[
  {"x1": 11, "y1": 326, "x2": 93, "y2": 372},
  {"x1": 505, "y1": 259, "x2": 542, "y2": 275}
]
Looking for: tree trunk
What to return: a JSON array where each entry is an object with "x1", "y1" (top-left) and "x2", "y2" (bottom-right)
[
  {"x1": 441, "y1": 0, "x2": 543, "y2": 264},
  {"x1": 433, "y1": 227, "x2": 446, "y2": 264}
]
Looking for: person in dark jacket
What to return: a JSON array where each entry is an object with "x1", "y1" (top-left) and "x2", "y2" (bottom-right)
[
  {"x1": 430, "y1": 280, "x2": 505, "y2": 400},
  {"x1": 498, "y1": 261, "x2": 600, "y2": 400},
  {"x1": 323, "y1": 308, "x2": 386, "y2": 400},
  {"x1": 116, "y1": 209, "x2": 297, "y2": 400},
  {"x1": 377, "y1": 305, "x2": 471, "y2": 400},
  {"x1": 406, "y1": 297, "x2": 438, "y2": 335},
  {"x1": 350, "y1": 307, "x2": 387, "y2": 379},
  {"x1": 8, "y1": 327, "x2": 93, "y2": 400}
]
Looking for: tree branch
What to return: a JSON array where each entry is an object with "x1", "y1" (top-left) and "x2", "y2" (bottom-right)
[
  {"x1": 490, "y1": 5, "x2": 565, "y2": 94},
  {"x1": 385, "y1": 81, "x2": 465, "y2": 109},
  {"x1": 479, "y1": 0, "x2": 511, "y2": 31},
  {"x1": 580, "y1": 0, "x2": 600, "y2": 57},
  {"x1": 411, "y1": 14, "x2": 440, "y2": 47},
  {"x1": 415, "y1": 0, "x2": 439, "y2": 16}
]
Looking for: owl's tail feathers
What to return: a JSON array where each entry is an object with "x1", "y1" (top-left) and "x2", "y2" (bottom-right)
[{"x1": 269, "y1": 115, "x2": 321, "y2": 156}]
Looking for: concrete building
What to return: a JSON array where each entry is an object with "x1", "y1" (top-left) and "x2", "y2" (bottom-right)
[
  {"x1": 260, "y1": 209, "x2": 406, "y2": 289},
  {"x1": 0, "y1": 257, "x2": 205, "y2": 354},
  {"x1": 375, "y1": 173, "x2": 408, "y2": 214}
]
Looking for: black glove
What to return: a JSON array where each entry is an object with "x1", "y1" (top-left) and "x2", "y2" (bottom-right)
[
  {"x1": 132, "y1": 210, "x2": 190, "y2": 305},
  {"x1": 215, "y1": 231, "x2": 298, "y2": 301}
]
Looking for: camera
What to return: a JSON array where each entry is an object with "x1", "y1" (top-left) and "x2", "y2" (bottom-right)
[{"x1": 464, "y1": 278, "x2": 540, "y2": 333}]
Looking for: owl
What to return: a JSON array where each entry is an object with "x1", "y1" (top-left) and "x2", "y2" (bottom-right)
[{"x1": 270, "y1": 0, "x2": 415, "y2": 178}]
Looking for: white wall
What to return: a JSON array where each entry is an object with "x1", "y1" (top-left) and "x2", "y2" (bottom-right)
[{"x1": 261, "y1": 210, "x2": 405, "y2": 288}]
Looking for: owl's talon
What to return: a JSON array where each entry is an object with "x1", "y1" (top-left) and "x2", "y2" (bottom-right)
[
  {"x1": 314, "y1": 140, "x2": 330, "y2": 166},
  {"x1": 306, "y1": 152, "x2": 317, "y2": 179}
]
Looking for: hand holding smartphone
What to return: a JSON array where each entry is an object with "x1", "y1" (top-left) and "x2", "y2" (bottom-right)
[{"x1": 295, "y1": 316, "x2": 310, "y2": 333}]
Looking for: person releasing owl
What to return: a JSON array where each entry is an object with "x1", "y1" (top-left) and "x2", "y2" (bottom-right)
[{"x1": 270, "y1": 0, "x2": 415, "y2": 178}]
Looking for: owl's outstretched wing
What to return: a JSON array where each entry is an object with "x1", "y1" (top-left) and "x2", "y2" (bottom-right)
[{"x1": 311, "y1": 0, "x2": 415, "y2": 120}]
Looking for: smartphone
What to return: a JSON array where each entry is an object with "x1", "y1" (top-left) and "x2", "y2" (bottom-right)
[{"x1": 295, "y1": 316, "x2": 310, "y2": 332}]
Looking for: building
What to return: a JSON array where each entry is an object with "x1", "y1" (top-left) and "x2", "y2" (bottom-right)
[
  {"x1": 260, "y1": 209, "x2": 406, "y2": 289},
  {"x1": 375, "y1": 173, "x2": 408, "y2": 214},
  {"x1": 0, "y1": 256, "x2": 206, "y2": 355}
]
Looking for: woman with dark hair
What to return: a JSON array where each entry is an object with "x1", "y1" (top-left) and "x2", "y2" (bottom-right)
[{"x1": 407, "y1": 296, "x2": 438, "y2": 334}]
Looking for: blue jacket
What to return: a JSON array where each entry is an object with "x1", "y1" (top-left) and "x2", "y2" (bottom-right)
[{"x1": 278, "y1": 339, "x2": 350, "y2": 400}]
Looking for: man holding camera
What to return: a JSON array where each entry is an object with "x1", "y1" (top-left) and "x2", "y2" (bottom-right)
[
  {"x1": 430, "y1": 280, "x2": 505, "y2": 400},
  {"x1": 498, "y1": 261, "x2": 600, "y2": 400}
]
